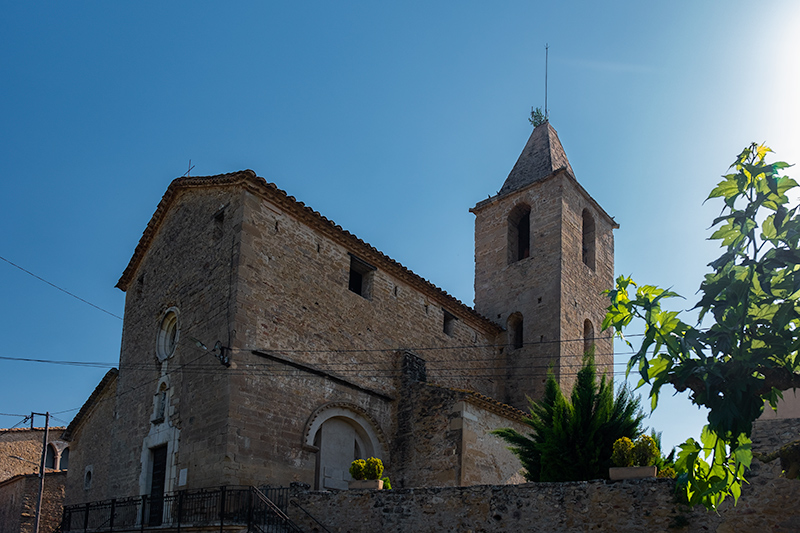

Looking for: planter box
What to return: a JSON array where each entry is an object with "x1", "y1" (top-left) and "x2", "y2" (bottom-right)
[
  {"x1": 609, "y1": 466, "x2": 657, "y2": 480},
  {"x1": 348, "y1": 479, "x2": 384, "y2": 490}
]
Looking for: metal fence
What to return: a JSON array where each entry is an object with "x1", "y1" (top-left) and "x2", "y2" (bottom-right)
[{"x1": 61, "y1": 486, "x2": 294, "y2": 533}]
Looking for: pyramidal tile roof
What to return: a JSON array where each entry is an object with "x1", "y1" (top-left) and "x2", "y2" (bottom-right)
[{"x1": 499, "y1": 121, "x2": 574, "y2": 196}]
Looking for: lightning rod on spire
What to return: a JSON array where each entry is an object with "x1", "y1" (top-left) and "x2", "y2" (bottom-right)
[{"x1": 545, "y1": 43, "x2": 549, "y2": 120}]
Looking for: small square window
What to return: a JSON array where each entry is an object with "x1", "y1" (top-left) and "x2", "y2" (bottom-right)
[
  {"x1": 443, "y1": 310, "x2": 457, "y2": 337},
  {"x1": 348, "y1": 254, "x2": 376, "y2": 299}
]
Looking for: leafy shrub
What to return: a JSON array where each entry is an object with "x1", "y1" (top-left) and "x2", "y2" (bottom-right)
[
  {"x1": 381, "y1": 476, "x2": 392, "y2": 489},
  {"x1": 633, "y1": 435, "x2": 659, "y2": 467},
  {"x1": 612, "y1": 437, "x2": 634, "y2": 467},
  {"x1": 612, "y1": 435, "x2": 660, "y2": 467},
  {"x1": 364, "y1": 457, "x2": 384, "y2": 480},
  {"x1": 491, "y1": 354, "x2": 644, "y2": 482},
  {"x1": 349, "y1": 459, "x2": 366, "y2": 480},
  {"x1": 658, "y1": 466, "x2": 676, "y2": 479}
]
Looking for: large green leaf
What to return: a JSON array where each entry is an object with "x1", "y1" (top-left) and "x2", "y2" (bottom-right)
[{"x1": 603, "y1": 143, "x2": 798, "y2": 510}]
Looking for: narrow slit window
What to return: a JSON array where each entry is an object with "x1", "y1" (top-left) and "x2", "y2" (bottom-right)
[
  {"x1": 443, "y1": 309, "x2": 457, "y2": 337},
  {"x1": 584, "y1": 319, "x2": 595, "y2": 355},
  {"x1": 213, "y1": 208, "x2": 225, "y2": 241},
  {"x1": 508, "y1": 204, "x2": 532, "y2": 264},
  {"x1": 508, "y1": 313, "x2": 524, "y2": 350},
  {"x1": 582, "y1": 209, "x2": 596, "y2": 270}
]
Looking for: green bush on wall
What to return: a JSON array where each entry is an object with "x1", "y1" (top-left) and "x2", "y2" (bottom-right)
[
  {"x1": 349, "y1": 459, "x2": 366, "y2": 481},
  {"x1": 633, "y1": 435, "x2": 659, "y2": 467},
  {"x1": 612, "y1": 437, "x2": 635, "y2": 467},
  {"x1": 350, "y1": 458, "x2": 385, "y2": 481},
  {"x1": 612, "y1": 435, "x2": 659, "y2": 467},
  {"x1": 364, "y1": 457, "x2": 384, "y2": 480}
]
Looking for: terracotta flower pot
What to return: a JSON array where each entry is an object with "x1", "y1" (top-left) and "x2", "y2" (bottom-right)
[
  {"x1": 348, "y1": 479, "x2": 384, "y2": 490},
  {"x1": 609, "y1": 466, "x2": 657, "y2": 480}
]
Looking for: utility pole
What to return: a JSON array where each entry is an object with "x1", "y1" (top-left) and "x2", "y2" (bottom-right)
[{"x1": 32, "y1": 411, "x2": 49, "y2": 533}]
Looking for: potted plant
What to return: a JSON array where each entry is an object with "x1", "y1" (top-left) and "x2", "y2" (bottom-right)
[
  {"x1": 348, "y1": 457, "x2": 385, "y2": 489},
  {"x1": 609, "y1": 435, "x2": 658, "y2": 480}
]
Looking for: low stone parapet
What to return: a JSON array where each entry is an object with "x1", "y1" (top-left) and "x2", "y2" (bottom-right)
[{"x1": 289, "y1": 475, "x2": 800, "y2": 532}]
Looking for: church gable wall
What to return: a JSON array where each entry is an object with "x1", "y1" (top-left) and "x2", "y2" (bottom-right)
[{"x1": 111, "y1": 186, "x2": 246, "y2": 497}]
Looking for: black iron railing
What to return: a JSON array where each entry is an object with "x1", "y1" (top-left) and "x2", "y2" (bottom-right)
[{"x1": 60, "y1": 485, "x2": 297, "y2": 533}]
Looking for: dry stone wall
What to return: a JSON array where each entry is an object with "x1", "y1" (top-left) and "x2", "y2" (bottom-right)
[{"x1": 289, "y1": 475, "x2": 800, "y2": 533}]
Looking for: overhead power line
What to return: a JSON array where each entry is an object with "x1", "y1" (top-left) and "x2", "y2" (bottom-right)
[{"x1": 0, "y1": 254, "x2": 122, "y2": 320}]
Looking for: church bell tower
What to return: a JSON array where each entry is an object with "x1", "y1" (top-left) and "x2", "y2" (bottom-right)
[{"x1": 471, "y1": 122, "x2": 618, "y2": 409}]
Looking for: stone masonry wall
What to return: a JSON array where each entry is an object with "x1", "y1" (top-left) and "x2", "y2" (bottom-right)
[
  {"x1": 393, "y1": 382, "x2": 527, "y2": 489},
  {"x1": 63, "y1": 378, "x2": 116, "y2": 505},
  {"x1": 217, "y1": 352, "x2": 393, "y2": 488},
  {"x1": 234, "y1": 189, "x2": 501, "y2": 400},
  {"x1": 750, "y1": 417, "x2": 800, "y2": 479},
  {"x1": 289, "y1": 474, "x2": 800, "y2": 533},
  {"x1": 0, "y1": 471, "x2": 66, "y2": 533},
  {"x1": 457, "y1": 399, "x2": 526, "y2": 486},
  {"x1": 472, "y1": 171, "x2": 615, "y2": 407},
  {"x1": 557, "y1": 175, "x2": 615, "y2": 393},
  {"x1": 111, "y1": 185, "x2": 246, "y2": 497},
  {"x1": 472, "y1": 175, "x2": 564, "y2": 409},
  {"x1": 0, "y1": 428, "x2": 67, "y2": 482}
]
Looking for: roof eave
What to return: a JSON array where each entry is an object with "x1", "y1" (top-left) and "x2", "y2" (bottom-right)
[{"x1": 116, "y1": 173, "x2": 503, "y2": 335}]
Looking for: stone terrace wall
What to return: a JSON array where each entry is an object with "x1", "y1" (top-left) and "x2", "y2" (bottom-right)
[{"x1": 289, "y1": 474, "x2": 800, "y2": 533}]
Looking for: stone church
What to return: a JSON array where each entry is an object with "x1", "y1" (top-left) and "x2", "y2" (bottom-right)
[{"x1": 62, "y1": 122, "x2": 617, "y2": 507}]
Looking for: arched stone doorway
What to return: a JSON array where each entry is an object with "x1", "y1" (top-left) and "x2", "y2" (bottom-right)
[{"x1": 303, "y1": 403, "x2": 386, "y2": 490}]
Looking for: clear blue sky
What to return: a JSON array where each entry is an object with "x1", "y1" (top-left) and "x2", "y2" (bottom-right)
[{"x1": 1, "y1": 1, "x2": 798, "y2": 453}]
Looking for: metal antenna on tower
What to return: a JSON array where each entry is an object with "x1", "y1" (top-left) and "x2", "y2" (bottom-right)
[{"x1": 545, "y1": 43, "x2": 549, "y2": 120}]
